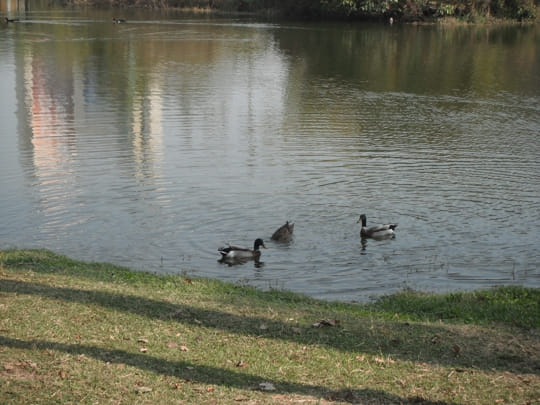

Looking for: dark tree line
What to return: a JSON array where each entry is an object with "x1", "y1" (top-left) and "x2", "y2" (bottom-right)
[{"x1": 67, "y1": 0, "x2": 537, "y2": 21}]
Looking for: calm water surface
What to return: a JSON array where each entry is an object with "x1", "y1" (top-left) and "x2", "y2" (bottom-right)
[{"x1": 1, "y1": 8, "x2": 539, "y2": 301}]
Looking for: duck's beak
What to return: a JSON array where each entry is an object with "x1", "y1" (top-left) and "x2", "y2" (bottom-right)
[{"x1": 262, "y1": 243, "x2": 267, "y2": 249}]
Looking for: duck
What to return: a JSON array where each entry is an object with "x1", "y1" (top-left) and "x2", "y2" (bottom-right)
[
  {"x1": 271, "y1": 221, "x2": 294, "y2": 242},
  {"x1": 5, "y1": 17, "x2": 18, "y2": 23},
  {"x1": 357, "y1": 214, "x2": 397, "y2": 239},
  {"x1": 112, "y1": 17, "x2": 126, "y2": 24},
  {"x1": 218, "y1": 238, "x2": 266, "y2": 262}
]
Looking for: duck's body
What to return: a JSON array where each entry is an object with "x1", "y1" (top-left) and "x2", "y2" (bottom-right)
[
  {"x1": 218, "y1": 238, "x2": 266, "y2": 262},
  {"x1": 358, "y1": 214, "x2": 397, "y2": 239},
  {"x1": 271, "y1": 221, "x2": 294, "y2": 242},
  {"x1": 112, "y1": 17, "x2": 126, "y2": 23}
]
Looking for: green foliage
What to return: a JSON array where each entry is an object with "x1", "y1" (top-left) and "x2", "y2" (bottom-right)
[
  {"x1": 63, "y1": 0, "x2": 536, "y2": 20},
  {"x1": 370, "y1": 286, "x2": 540, "y2": 329}
]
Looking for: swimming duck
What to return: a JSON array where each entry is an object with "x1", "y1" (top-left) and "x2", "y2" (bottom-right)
[
  {"x1": 218, "y1": 238, "x2": 266, "y2": 262},
  {"x1": 357, "y1": 214, "x2": 397, "y2": 239},
  {"x1": 112, "y1": 17, "x2": 126, "y2": 23},
  {"x1": 271, "y1": 221, "x2": 294, "y2": 242}
]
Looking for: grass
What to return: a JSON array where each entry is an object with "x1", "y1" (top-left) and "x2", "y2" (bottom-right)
[{"x1": 0, "y1": 249, "x2": 539, "y2": 404}]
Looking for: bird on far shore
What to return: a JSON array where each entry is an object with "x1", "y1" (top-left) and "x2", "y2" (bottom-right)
[{"x1": 112, "y1": 17, "x2": 126, "y2": 23}]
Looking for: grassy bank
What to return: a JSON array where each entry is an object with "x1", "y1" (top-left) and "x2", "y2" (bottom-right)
[{"x1": 1, "y1": 249, "x2": 539, "y2": 404}]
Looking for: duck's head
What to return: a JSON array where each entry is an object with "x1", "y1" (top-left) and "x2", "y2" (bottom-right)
[
  {"x1": 357, "y1": 214, "x2": 367, "y2": 226},
  {"x1": 254, "y1": 238, "x2": 266, "y2": 250}
]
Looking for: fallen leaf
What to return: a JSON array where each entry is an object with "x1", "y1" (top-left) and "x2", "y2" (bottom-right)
[
  {"x1": 140, "y1": 347, "x2": 148, "y2": 353},
  {"x1": 135, "y1": 386, "x2": 152, "y2": 394},
  {"x1": 207, "y1": 387, "x2": 215, "y2": 392},
  {"x1": 312, "y1": 319, "x2": 340, "y2": 328},
  {"x1": 59, "y1": 370, "x2": 67, "y2": 379},
  {"x1": 138, "y1": 338, "x2": 149, "y2": 344},
  {"x1": 184, "y1": 278, "x2": 193, "y2": 283},
  {"x1": 374, "y1": 356, "x2": 394, "y2": 365},
  {"x1": 235, "y1": 360, "x2": 248, "y2": 368},
  {"x1": 180, "y1": 345, "x2": 189, "y2": 352},
  {"x1": 259, "y1": 382, "x2": 276, "y2": 391},
  {"x1": 356, "y1": 355, "x2": 365, "y2": 361},
  {"x1": 259, "y1": 324, "x2": 268, "y2": 330},
  {"x1": 167, "y1": 342, "x2": 178, "y2": 348},
  {"x1": 431, "y1": 335, "x2": 441, "y2": 344},
  {"x1": 453, "y1": 345, "x2": 461, "y2": 357}
]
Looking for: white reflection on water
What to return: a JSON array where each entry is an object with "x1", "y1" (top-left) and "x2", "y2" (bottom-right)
[{"x1": 0, "y1": 14, "x2": 539, "y2": 302}]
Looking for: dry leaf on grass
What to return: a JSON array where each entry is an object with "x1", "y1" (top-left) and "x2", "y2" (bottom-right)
[
  {"x1": 259, "y1": 382, "x2": 276, "y2": 391},
  {"x1": 453, "y1": 345, "x2": 461, "y2": 357},
  {"x1": 312, "y1": 319, "x2": 340, "y2": 328},
  {"x1": 135, "y1": 386, "x2": 152, "y2": 394}
]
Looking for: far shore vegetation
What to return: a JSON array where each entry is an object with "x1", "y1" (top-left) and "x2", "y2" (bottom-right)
[
  {"x1": 1, "y1": 249, "x2": 539, "y2": 404},
  {"x1": 63, "y1": 0, "x2": 538, "y2": 22}
]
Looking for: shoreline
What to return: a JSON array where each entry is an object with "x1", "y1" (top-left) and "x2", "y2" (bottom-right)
[
  {"x1": 61, "y1": 0, "x2": 537, "y2": 23},
  {"x1": 2, "y1": 248, "x2": 539, "y2": 327}
]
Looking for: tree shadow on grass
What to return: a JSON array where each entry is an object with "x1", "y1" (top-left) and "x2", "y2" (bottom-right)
[
  {"x1": 0, "y1": 279, "x2": 538, "y2": 376},
  {"x1": 0, "y1": 335, "x2": 454, "y2": 405}
]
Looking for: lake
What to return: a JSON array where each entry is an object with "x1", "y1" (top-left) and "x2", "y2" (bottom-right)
[{"x1": 1, "y1": 6, "x2": 539, "y2": 302}]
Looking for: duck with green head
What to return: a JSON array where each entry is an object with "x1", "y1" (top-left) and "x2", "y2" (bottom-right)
[
  {"x1": 357, "y1": 214, "x2": 397, "y2": 239},
  {"x1": 218, "y1": 238, "x2": 266, "y2": 262}
]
